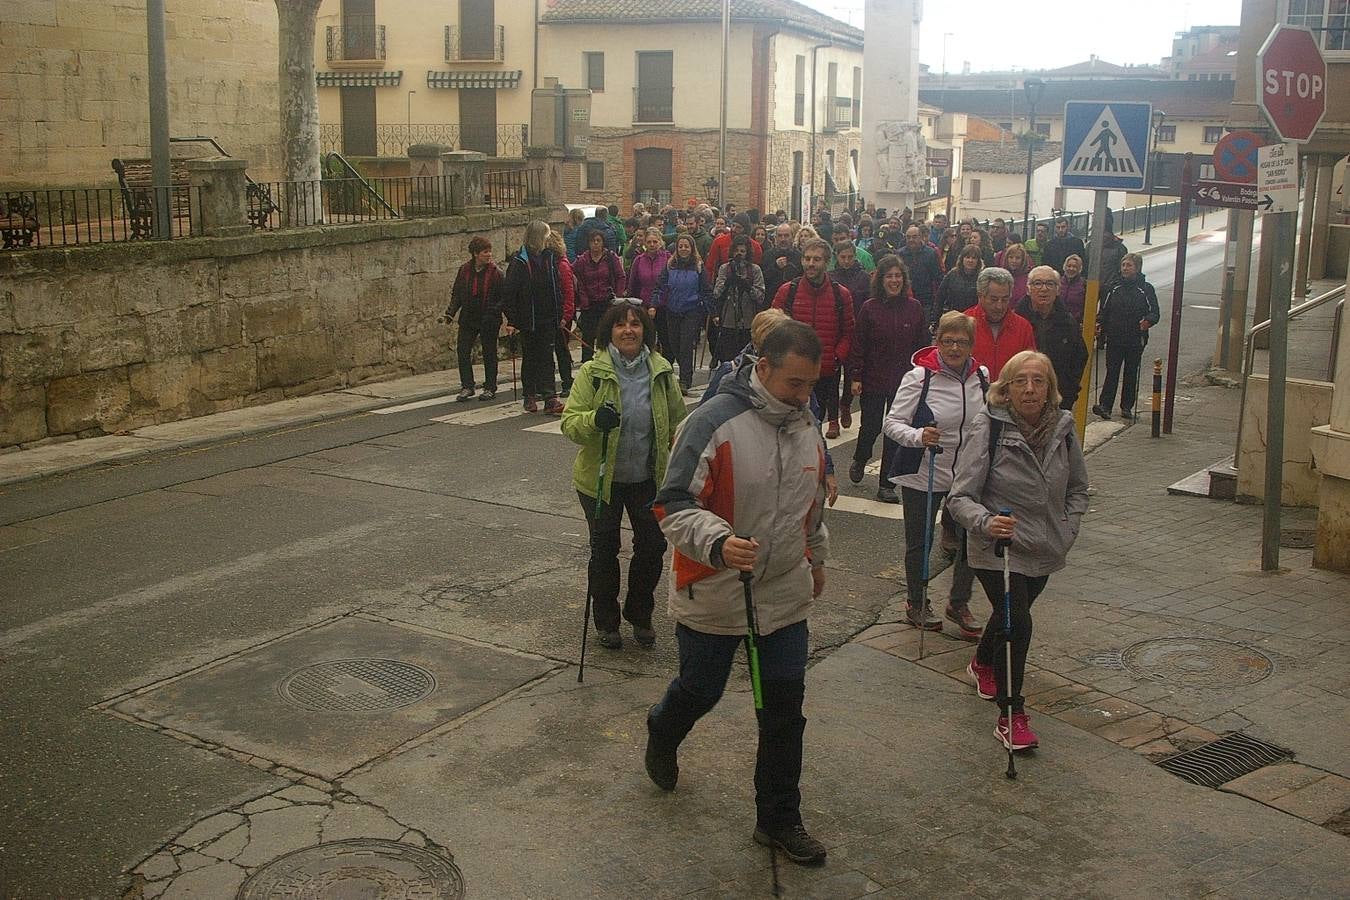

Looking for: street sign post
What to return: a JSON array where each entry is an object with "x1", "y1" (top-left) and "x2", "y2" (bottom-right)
[
  {"x1": 1193, "y1": 179, "x2": 1259, "y2": 210},
  {"x1": 1163, "y1": 154, "x2": 1195, "y2": 435},
  {"x1": 1061, "y1": 101, "x2": 1152, "y2": 191}
]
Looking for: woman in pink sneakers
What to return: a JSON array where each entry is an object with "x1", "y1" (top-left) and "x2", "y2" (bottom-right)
[{"x1": 947, "y1": 350, "x2": 1089, "y2": 752}]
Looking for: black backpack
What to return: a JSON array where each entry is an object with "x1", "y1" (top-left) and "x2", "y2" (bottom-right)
[
  {"x1": 890, "y1": 366, "x2": 990, "y2": 478},
  {"x1": 784, "y1": 276, "x2": 847, "y2": 339}
]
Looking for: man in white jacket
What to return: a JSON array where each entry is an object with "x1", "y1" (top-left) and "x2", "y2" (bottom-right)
[{"x1": 647, "y1": 320, "x2": 831, "y2": 867}]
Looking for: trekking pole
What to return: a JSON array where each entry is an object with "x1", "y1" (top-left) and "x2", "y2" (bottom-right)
[
  {"x1": 995, "y1": 506, "x2": 1016, "y2": 779},
  {"x1": 509, "y1": 334, "x2": 519, "y2": 402},
  {"x1": 578, "y1": 412, "x2": 615, "y2": 683},
  {"x1": 738, "y1": 547, "x2": 764, "y2": 711},
  {"x1": 918, "y1": 444, "x2": 943, "y2": 660}
]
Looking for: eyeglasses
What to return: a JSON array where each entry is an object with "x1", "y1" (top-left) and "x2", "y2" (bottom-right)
[
  {"x1": 1009, "y1": 375, "x2": 1048, "y2": 388},
  {"x1": 611, "y1": 297, "x2": 643, "y2": 307},
  {"x1": 938, "y1": 338, "x2": 972, "y2": 349},
  {"x1": 1029, "y1": 280, "x2": 1058, "y2": 289}
]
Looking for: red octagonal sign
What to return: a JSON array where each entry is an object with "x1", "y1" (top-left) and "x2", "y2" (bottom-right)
[{"x1": 1258, "y1": 25, "x2": 1327, "y2": 143}]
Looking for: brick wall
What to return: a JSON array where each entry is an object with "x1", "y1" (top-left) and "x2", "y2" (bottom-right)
[{"x1": 577, "y1": 127, "x2": 763, "y2": 210}]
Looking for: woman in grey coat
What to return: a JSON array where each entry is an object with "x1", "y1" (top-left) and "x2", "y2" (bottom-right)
[{"x1": 947, "y1": 350, "x2": 1089, "y2": 752}]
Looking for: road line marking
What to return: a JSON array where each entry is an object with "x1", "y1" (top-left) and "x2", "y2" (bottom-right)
[
  {"x1": 1189, "y1": 305, "x2": 1221, "y2": 311},
  {"x1": 829, "y1": 495, "x2": 905, "y2": 519},
  {"x1": 523, "y1": 419, "x2": 564, "y2": 434},
  {"x1": 373, "y1": 395, "x2": 462, "y2": 414},
  {"x1": 430, "y1": 404, "x2": 529, "y2": 426}
]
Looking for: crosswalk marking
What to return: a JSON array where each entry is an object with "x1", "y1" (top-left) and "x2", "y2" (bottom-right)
[
  {"x1": 429, "y1": 403, "x2": 528, "y2": 427},
  {"x1": 373, "y1": 395, "x2": 462, "y2": 415},
  {"x1": 829, "y1": 495, "x2": 905, "y2": 519}
]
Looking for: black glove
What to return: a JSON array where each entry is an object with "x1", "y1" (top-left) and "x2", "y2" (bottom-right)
[{"x1": 595, "y1": 401, "x2": 620, "y2": 433}]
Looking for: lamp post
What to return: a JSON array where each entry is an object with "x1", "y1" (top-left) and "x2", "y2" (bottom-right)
[
  {"x1": 406, "y1": 89, "x2": 415, "y2": 154},
  {"x1": 1143, "y1": 110, "x2": 1166, "y2": 246},
  {"x1": 704, "y1": 176, "x2": 720, "y2": 208},
  {"x1": 1021, "y1": 77, "x2": 1045, "y2": 240}
]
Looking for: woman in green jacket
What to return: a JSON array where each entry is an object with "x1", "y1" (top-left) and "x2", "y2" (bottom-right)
[{"x1": 562, "y1": 300, "x2": 688, "y2": 650}]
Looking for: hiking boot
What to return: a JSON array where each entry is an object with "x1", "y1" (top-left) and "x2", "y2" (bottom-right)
[
  {"x1": 1120, "y1": 408, "x2": 1135, "y2": 421},
  {"x1": 644, "y1": 708, "x2": 678, "y2": 791},
  {"x1": 945, "y1": 603, "x2": 984, "y2": 640},
  {"x1": 1092, "y1": 404, "x2": 1111, "y2": 420},
  {"x1": 876, "y1": 486, "x2": 899, "y2": 504},
  {"x1": 524, "y1": 396, "x2": 540, "y2": 413},
  {"x1": 679, "y1": 385, "x2": 690, "y2": 397},
  {"x1": 456, "y1": 388, "x2": 475, "y2": 402},
  {"x1": 848, "y1": 458, "x2": 865, "y2": 484},
  {"x1": 840, "y1": 405, "x2": 852, "y2": 429},
  {"x1": 825, "y1": 420, "x2": 841, "y2": 440},
  {"x1": 544, "y1": 397, "x2": 565, "y2": 415},
  {"x1": 753, "y1": 823, "x2": 827, "y2": 866},
  {"x1": 631, "y1": 624, "x2": 656, "y2": 648},
  {"x1": 996, "y1": 713, "x2": 1040, "y2": 751},
  {"x1": 478, "y1": 388, "x2": 496, "y2": 402},
  {"x1": 967, "y1": 659, "x2": 997, "y2": 700},
  {"x1": 905, "y1": 603, "x2": 943, "y2": 631},
  {"x1": 597, "y1": 630, "x2": 622, "y2": 650}
]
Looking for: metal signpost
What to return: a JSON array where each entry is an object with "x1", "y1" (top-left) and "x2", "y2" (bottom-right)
[
  {"x1": 1163, "y1": 154, "x2": 1195, "y2": 434},
  {"x1": 1061, "y1": 101, "x2": 1153, "y2": 441},
  {"x1": 1255, "y1": 25, "x2": 1326, "y2": 571}
]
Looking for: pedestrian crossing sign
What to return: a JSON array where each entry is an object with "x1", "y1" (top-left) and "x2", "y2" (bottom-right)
[{"x1": 1060, "y1": 101, "x2": 1153, "y2": 191}]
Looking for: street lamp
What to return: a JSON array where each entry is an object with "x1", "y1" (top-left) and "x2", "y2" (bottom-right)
[
  {"x1": 1143, "y1": 110, "x2": 1167, "y2": 246},
  {"x1": 406, "y1": 89, "x2": 416, "y2": 155},
  {"x1": 1021, "y1": 77, "x2": 1045, "y2": 240},
  {"x1": 704, "y1": 176, "x2": 720, "y2": 207}
]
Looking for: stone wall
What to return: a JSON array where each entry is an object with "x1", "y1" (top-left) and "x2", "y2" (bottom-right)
[
  {"x1": 2, "y1": 0, "x2": 281, "y2": 187},
  {"x1": 0, "y1": 210, "x2": 549, "y2": 448},
  {"x1": 766, "y1": 131, "x2": 863, "y2": 219},
  {"x1": 576, "y1": 128, "x2": 761, "y2": 210}
]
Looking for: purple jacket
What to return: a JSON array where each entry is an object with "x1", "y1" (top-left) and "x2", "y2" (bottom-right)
[
  {"x1": 831, "y1": 262, "x2": 871, "y2": 316},
  {"x1": 573, "y1": 249, "x2": 625, "y2": 310},
  {"x1": 627, "y1": 249, "x2": 670, "y2": 304},
  {"x1": 848, "y1": 292, "x2": 928, "y2": 397},
  {"x1": 1059, "y1": 274, "x2": 1087, "y2": 322}
]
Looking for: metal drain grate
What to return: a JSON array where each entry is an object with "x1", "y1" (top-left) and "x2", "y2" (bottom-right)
[
  {"x1": 1156, "y1": 732, "x2": 1294, "y2": 788},
  {"x1": 278, "y1": 658, "x2": 437, "y2": 712}
]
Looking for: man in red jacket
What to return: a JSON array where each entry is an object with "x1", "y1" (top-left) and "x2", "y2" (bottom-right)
[
  {"x1": 706, "y1": 213, "x2": 764, "y2": 275},
  {"x1": 772, "y1": 239, "x2": 856, "y2": 438},
  {"x1": 963, "y1": 267, "x2": 1036, "y2": 379}
]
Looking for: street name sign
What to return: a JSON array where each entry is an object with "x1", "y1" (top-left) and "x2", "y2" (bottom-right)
[
  {"x1": 1257, "y1": 26, "x2": 1327, "y2": 143},
  {"x1": 1257, "y1": 143, "x2": 1298, "y2": 213},
  {"x1": 1192, "y1": 179, "x2": 1259, "y2": 211},
  {"x1": 1060, "y1": 101, "x2": 1152, "y2": 191}
]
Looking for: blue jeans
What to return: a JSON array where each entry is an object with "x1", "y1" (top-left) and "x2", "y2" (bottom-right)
[{"x1": 649, "y1": 619, "x2": 809, "y2": 828}]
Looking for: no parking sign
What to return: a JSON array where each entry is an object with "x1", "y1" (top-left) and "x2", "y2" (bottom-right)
[{"x1": 1212, "y1": 131, "x2": 1264, "y2": 184}]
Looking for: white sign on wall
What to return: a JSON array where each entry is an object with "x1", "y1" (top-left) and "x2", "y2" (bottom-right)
[{"x1": 1257, "y1": 142, "x2": 1299, "y2": 214}]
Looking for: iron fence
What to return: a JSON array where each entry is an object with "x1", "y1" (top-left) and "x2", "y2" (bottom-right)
[
  {"x1": 1, "y1": 185, "x2": 198, "y2": 250},
  {"x1": 318, "y1": 123, "x2": 528, "y2": 158},
  {"x1": 444, "y1": 24, "x2": 504, "y2": 62},
  {"x1": 979, "y1": 201, "x2": 1201, "y2": 242},
  {"x1": 326, "y1": 20, "x2": 385, "y2": 62},
  {"x1": 483, "y1": 168, "x2": 544, "y2": 211}
]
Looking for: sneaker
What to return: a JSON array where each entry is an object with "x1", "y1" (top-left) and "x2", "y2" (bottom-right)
[
  {"x1": 1120, "y1": 408, "x2": 1135, "y2": 421},
  {"x1": 825, "y1": 420, "x2": 841, "y2": 440},
  {"x1": 478, "y1": 388, "x2": 496, "y2": 402},
  {"x1": 1092, "y1": 404, "x2": 1112, "y2": 420},
  {"x1": 524, "y1": 396, "x2": 539, "y2": 413},
  {"x1": 840, "y1": 405, "x2": 852, "y2": 429},
  {"x1": 945, "y1": 603, "x2": 984, "y2": 640},
  {"x1": 848, "y1": 458, "x2": 865, "y2": 484},
  {"x1": 905, "y1": 603, "x2": 943, "y2": 631},
  {"x1": 644, "y1": 708, "x2": 678, "y2": 791},
  {"x1": 967, "y1": 659, "x2": 997, "y2": 700},
  {"x1": 631, "y1": 624, "x2": 656, "y2": 648},
  {"x1": 753, "y1": 823, "x2": 827, "y2": 866},
  {"x1": 875, "y1": 486, "x2": 899, "y2": 504},
  {"x1": 679, "y1": 385, "x2": 691, "y2": 397},
  {"x1": 544, "y1": 397, "x2": 565, "y2": 415},
  {"x1": 456, "y1": 388, "x2": 475, "y2": 402},
  {"x1": 996, "y1": 713, "x2": 1040, "y2": 751},
  {"x1": 597, "y1": 630, "x2": 622, "y2": 650}
]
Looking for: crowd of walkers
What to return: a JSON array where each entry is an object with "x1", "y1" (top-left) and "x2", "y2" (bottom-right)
[{"x1": 442, "y1": 200, "x2": 1156, "y2": 866}]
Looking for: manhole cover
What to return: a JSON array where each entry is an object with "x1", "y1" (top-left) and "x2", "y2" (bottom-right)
[
  {"x1": 238, "y1": 839, "x2": 464, "y2": 899},
  {"x1": 1121, "y1": 638, "x2": 1273, "y2": 688},
  {"x1": 278, "y1": 659, "x2": 437, "y2": 712}
]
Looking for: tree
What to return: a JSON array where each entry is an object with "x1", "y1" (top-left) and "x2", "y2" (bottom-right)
[{"x1": 275, "y1": 0, "x2": 324, "y2": 223}]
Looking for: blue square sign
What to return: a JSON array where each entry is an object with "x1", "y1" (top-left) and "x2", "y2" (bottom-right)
[{"x1": 1060, "y1": 101, "x2": 1153, "y2": 191}]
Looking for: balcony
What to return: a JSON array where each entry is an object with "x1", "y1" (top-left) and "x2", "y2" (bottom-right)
[
  {"x1": 326, "y1": 21, "x2": 386, "y2": 65},
  {"x1": 632, "y1": 86, "x2": 673, "y2": 124},
  {"x1": 444, "y1": 24, "x2": 505, "y2": 63},
  {"x1": 824, "y1": 97, "x2": 853, "y2": 132}
]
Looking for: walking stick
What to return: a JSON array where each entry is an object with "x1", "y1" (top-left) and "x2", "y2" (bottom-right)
[
  {"x1": 578, "y1": 414, "x2": 615, "y2": 683},
  {"x1": 509, "y1": 332, "x2": 519, "y2": 402},
  {"x1": 740, "y1": 561, "x2": 764, "y2": 711},
  {"x1": 995, "y1": 506, "x2": 1016, "y2": 779},
  {"x1": 918, "y1": 445, "x2": 943, "y2": 660}
]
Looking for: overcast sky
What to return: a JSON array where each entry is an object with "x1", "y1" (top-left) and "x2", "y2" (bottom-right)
[{"x1": 799, "y1": 0, "x2": 1243, "y2": 72}]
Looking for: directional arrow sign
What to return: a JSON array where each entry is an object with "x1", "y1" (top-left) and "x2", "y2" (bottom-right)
[
  {"x1": 1257, "y1": 143, "x2": 1299, "y2": 213},
  {"x1": 1192, "y1": 179, "x2": 1258, "y2": 210}
]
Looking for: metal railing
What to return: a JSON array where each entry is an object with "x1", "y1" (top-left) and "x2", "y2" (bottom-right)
[
  {"x1": 632, "y1": 87, "x2": 673, "y2": 123},
  {"x1": 825, "y1": 98, "x2": 853, "y2": 130},
  {"x1": 483, "y1": 168, "x2": 544, "y2": 211},
  {"x1": 324, "y1": 152, "x2": 399, "y2": 217},
  {"x1": 444, "y1": 24, "x2": 504, "y2": 62},
  {"x1": 318, "y1": 123, "x2": 528, "y2": 158},
  {"x1": 633, "y1": 189, "x2": 673, "y2": 207},
  {"x1": 1, "y1": 185, "x2": 198, "y2": 250},
  {"x1": 326, "y1": 21, "x2": 386, "y2": 62}
]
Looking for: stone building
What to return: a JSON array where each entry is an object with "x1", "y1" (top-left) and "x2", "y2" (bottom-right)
[{"x1": 1, "y1": 0, "x2": 281, "y2": 188}]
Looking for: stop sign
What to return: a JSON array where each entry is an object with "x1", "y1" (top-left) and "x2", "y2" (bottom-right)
[{"x1": 1258, "y1": 25, "x2": 1327, "y2": 143}]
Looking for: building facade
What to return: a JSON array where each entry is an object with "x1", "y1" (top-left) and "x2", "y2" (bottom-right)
[{"x1": 1164, "y1": 25, "x2": 1241, "y2": 81}]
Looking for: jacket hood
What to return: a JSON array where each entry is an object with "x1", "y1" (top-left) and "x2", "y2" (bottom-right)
[
  {"x1": 718, "y1": 355, "x2": 810, "y2": 429},
  {"x1": 910, "y1": 344, "x2": 983, "y2": 380}
]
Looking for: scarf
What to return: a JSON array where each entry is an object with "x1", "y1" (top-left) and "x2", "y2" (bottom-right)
[
  {"x1": 1008, "y1": 401, "x2": 1056, "y2": 458},
  {"x1": 610, "y1": 344, "x2": 650, "y2": 374}
]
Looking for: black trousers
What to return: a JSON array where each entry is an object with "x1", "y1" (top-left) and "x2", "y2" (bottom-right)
[
  {"x1": 519, "y1": 329, "x2": 556, "y2": 399},
  {"x1": 578, "y1": 306, "x2": 605, "y2": 363},
  {"x1": 1098, "y1": 343, "x2": 1143, "y2": 413},
  {"x1": 554, "y1": 328, "x2": 574, "y2": 393},
  {"x1": 667, "y1": 310, "x2": 703, "y2": 389},
  {"x1": 813, "y1": 371, "x2": 840, "y2": 422},
  {"x1": 899, "y1": 486, "x2": 974, "y2": 607},
  {"x1": 716, "y1": 327, "x2": 751, "y2": 365},
  {"x1": 853, "y1": 389, "x2": 898, "y2": 486},
  {"x1": 578, "y1": 480, "x2": 666, "y2": 633},
  {"x1": 456, "y1": 319, "x2": 499, "y2": 392},
  {"x1": 654, "y1": 307, "x2": 673, "y2": 358},
  {"x1": 973, "y1": 568, "x2": 1049, "y2": 713}
]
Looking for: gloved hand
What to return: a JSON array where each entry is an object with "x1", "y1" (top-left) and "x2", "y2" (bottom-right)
[{"x1": 595, "y1": 401, "x2": 620, "y2": 433}]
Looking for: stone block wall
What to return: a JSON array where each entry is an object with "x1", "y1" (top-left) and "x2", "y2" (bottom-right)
[
  {"x1": 0, "y1": 210, "x2": 547, "y2": 448},
  {"x1": 574, "y1": 128, "x2": 760, "y2": 211}
]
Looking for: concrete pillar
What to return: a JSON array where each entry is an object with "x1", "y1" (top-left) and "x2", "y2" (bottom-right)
[
  {"x1": 407, "y1": 144, "x2": 451, "y2": 216},
  {"x1": 1310, "y1": 275, "x2": 1350, "y2": 572},
  {"x1": 440, "y1": 150, "x2": 486, "y2": 215},
  {"x1": 526, "y1": 147, "x2": 567, "y2": 213},
  {"x1": 186, "y1": 157, "x2": 251, "y2": 237},
  {"x1": 1295, "y1": 155, "x2": 1318, "y2": 298},
  {"x1": 861, "y1": 0, "x2": 922, "y2": 215},
  {"x1": 1308, "y1": 153, "x2": 1342, "y2": 281}
]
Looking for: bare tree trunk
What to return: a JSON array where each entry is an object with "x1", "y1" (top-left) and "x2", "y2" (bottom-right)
[{"x1": 276, "y1": 0, "x2": 324, "y2": 224}]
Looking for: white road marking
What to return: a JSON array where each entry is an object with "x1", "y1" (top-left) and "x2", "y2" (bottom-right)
[
  {"x1": 523, "y1": 419, "x2": 564, "y2": 434},
  {"x1": 1189, "y1": 305, "x2": 1221, "y2": 311},
  {"x1": 373, "y1": 395, "x2": 463, "y2": 414},
  {"x1": 829, "y1": 495, "x2": 905, "y2": 520},
  {"x1": 430, "y1": 403, "x2": 529, "y2": 427}
]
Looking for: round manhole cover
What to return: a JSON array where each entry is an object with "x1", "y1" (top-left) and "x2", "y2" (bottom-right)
[
  {"x1": 238, "y1": 838, "x2": 464, "y2": 899},
  {"x1": 1121, "y1": 638, "x2": 1273, "y2": 688},
  {"x1": 278, "y1": 658, "x2": 436, "y2": 712}
]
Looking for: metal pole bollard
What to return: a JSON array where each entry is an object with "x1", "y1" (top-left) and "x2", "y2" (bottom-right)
[{"x1": 1150, "y1": 358, "x2": 1163, "y2": 438}]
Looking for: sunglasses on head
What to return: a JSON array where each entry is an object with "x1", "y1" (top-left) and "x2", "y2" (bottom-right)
[{"x1": 611, "y1": 297, "x2": 644, "y2": 307}]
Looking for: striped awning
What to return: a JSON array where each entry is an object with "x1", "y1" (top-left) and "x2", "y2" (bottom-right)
[
  {"x1": 427, "y1": 70, "x2": 522, "y2": 89},
  {"x1": 317, "y1": 70, "x2": 403, "y2": 88}
]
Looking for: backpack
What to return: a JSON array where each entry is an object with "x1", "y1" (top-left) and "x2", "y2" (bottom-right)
[
  {"x1": 890, "y1": 366, "x2": 990, "y2": 478},
  {"x1": 784, "y1": 276, "x2": 847, "y2": 339}
]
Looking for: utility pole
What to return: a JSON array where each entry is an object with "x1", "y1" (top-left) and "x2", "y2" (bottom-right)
[
  {"x1": 718, "y1": 0, "x2": 729, "y2": 212},
  {"x1": 1143, "y1": 110, "x2": 1166, "y2": 245},
  {"x1": 1021, "y1": 78, "x2": 1044, "y2": 240},
  {"x1": 147, "y1": 0, "x2": 171, "y2": 239}
]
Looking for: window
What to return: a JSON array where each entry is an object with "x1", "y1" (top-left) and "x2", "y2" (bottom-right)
[
  {"x1": 826, "y1": 61, "x2": 838, "y2": 106},
  {"x1": 791, "y1": 151, "x2": 804, "y2": 219},
  {"x1": 584, "y1": 161, "x2": 604, "y2": 190},
  {"x1": 459, "y1": 0, "x2": 495, "y2": 61},
  {"x1": 584, "y1": 52, "x2": 604, "y2": 91},
  {"x1": 340, "y1": 86, "x2": 376, "y2": 156},
  {"x1": 1288, "y1": 0, "x2": 1349, "y2": 52},
  {"x1": 851, "y1": 66, "x2": 861, "y2": 127},
  {"x1": 459, "y1": 88, "x2": 497, "y2": 155},
  {"x1": 998, "y1": 121, "x2": 1012, "y2": 131},
  {"x1": 635, "y1": 51, "x2": 673, "y2": 123},
  {"x1": 1188, "y1": 74, "x2": 1197, "y2": 81},
  {"x1": 634, "y1": 147, "x2": 673, "y2": 206},
  {"x1": 969, "y1": 178, "x2": 981, "y2": 202},
  {"x1": 1157, "y1": 124, "x2": 1176, "y2": 142},
  {"x1": 1203, "y1": 126, "x2": 1223, "y2": 143},
  {"x1": 794, "y1": 55, "x2": 806, "y2": 126},
  {"x1": 1034, "y1": 122, "x2": 1050, "y2": 136}
]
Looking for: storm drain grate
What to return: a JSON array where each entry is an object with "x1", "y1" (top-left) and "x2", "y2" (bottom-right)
[
  {"x1": 238, "y1": 838, "x2": 465, "y2": 899},
  {"x1": 1156, "y1": 732, "x2": 1294, "y2": 788},
  {"x1": 278, "y1": 658, "x2": 437, "y2": 712}
]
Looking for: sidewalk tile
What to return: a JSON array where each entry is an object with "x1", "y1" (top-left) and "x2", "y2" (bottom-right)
[
  {"x1": 1092, "y1": 712, "x2": 1169, "y2": 745},
  {"x1": 1266, "y1": 774, "x2": 1350, "y2": 825},
  {"x1": 1222, "y1": 763, "x2": 1329, "y2": 804}
]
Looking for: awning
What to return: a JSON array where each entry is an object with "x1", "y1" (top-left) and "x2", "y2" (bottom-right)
[
  {"x1": 316, "y1": 70, "x2": 403, "y2": 88},
  {"x1": 427, "y1": 70, "x2": 522, "y2": 89},
  {"x1": 848, "y1": 155, "x2": 859, "y2": 191}
]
